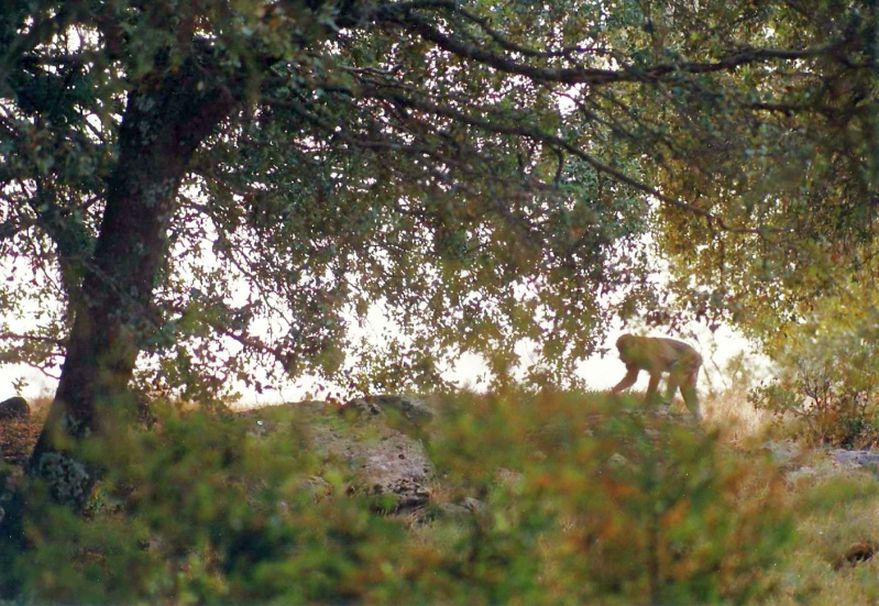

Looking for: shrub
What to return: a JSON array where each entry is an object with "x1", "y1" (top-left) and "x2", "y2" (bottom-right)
[
  {"x1": 3, "y1": 391, "x2": 791, "y2": 604},
  {"x1": 5, "y1": 406, "x2": 416, "y2": 604},
  {"x1": 751, "y1": 313, "x2": 879, "y2": 448},
  {"x1": 427, "y1": 390, "x2": 792, "y2": 605},
  {"x1": 751, "y1": 368, "x2": 879, "y2": 448}
]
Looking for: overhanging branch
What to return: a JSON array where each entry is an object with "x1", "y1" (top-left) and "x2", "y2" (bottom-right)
[
  {"x1": 402, "y1": 14, "x2": 840, "y2": 85},
  {"x1": 360, "y1": 86, "x2": 772, "y2": 234}
]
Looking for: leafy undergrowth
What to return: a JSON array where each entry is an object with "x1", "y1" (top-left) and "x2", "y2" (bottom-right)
[{"x1": 4, "y1": 390, "x2": 879, "y2": 604}]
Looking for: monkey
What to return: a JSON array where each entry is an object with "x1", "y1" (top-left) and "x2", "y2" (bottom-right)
[{"x1": 610, "y1": 334, "x2": 702, "y2": 420}]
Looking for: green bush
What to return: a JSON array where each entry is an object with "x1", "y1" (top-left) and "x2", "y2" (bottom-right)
[
  {"x1": 3, "y1": 392, "x2": 792, "y2": 604},
  {"x1": 751, "y1": 307, "x2": 879, "y2": 447},
  {"x1": 751, "y1": 371, "x2": 879, "y2": 448},
  {"x1": 427, "y1": 391, "x2": 792, "y2": 605},
  {"x1": 6, "y1": 406, "x2": 416, "y2": 605}
]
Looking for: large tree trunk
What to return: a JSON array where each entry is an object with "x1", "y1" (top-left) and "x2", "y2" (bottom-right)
[{"x1": 19, "y1": 58, "x2": 237, "y2": 517}]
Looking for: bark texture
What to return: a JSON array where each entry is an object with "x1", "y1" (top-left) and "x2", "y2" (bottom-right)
[{"x1": 25, "y1": 56, "x2": 238, "y2": 510}]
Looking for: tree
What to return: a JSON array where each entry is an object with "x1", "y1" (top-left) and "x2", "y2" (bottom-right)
[
  {"x1": 644, "y1": 1, "x2": 879, "y2": 335},
  {"x1": 0, "y1": 0, "x2": 873, "y2": 524}
]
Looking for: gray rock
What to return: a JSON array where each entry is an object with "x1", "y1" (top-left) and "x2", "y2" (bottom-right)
[
  {"x1": 829, "y1": 449, "x2": 879, "y2": 470},
  {"x1": 437, "y1": 502, "x2": 472, "y2": 519},
  {"x1": 0, "y1": 396, "x2": 29, "y2": 420},
  {"x1": 336, "y1": 425, "x2": 433, "y2": 513},
  {"x1": 770, "y1": 444, "x2": 879, "y2": 484},
  {"x1": 247, "y1": 399, "x2": 434, "y2": 516},
  {"x1": 608, "y1": 452, "x2": 631, "y2": 469},
  {"x1": 344, "y1": 397, "x2": 384, "y2": 418},
  {"x1": 763, "y1": 440, "x2": 803, "y2": 466},
  {"x1": 435, "y1": 497, "x2": 486, "y2": 520},
  {"x1": 344, "y1": 394, "x2": 435, "y2": 427},
  {"x1": 460, "y1": 496, "x2": 486, "y2": 513}
]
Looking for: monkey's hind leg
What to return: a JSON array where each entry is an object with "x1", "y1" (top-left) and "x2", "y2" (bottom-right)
[{"x1": 680, "y1": 372, "x2": 701, "y2": 421}]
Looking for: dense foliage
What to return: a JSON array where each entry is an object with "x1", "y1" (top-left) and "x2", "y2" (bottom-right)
[
  {"x1": 1, "y1": 392, "x2": 792, "y2": 604},
  {"x1": 2, "y1": 1, "x2": 875, "y2": 400},
  {"x1": 648, "y1": 2, "x2": 879, "y2": 335}
]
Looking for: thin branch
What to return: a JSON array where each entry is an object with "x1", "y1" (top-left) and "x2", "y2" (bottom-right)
[
  {"x1": 0, "y1": 331, "x2": 65, "y2": 347},
  {"x1": 409, "y1": 0, "x2": 620, "y2": 61},
  {"x1": 403, "y1": 15, "x2": 841, "y2": 85},
  {"x1": 361, "y1": 86, "x2": 769, "y2": 234}
]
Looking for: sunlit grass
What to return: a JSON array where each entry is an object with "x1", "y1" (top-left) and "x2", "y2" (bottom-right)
[
  {"x1": 623, "y1": 385, "x2": 879, "y2": 605},
  {"x1": 27, "y1": 395, "x2": 54, "y2": 423},
  {"x1": 704, "y1": 389, "x2": 771, "y2": 441}
]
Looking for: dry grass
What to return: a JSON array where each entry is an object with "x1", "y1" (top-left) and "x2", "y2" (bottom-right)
[
  {"x1": 766, "y1": 468, "x2": 879, "y2": 605},
  {"x1": 694, "y1": 387, "x2": 879, "y2": 604},
  {"x1": 27, "y1": 395, "x2": 53, "y2": 422},
  {"x1": 0, "y1": 417, "x2": 42, "y2": 466},
  {"x1": 703, "y1": 387, "x2": 772, "y2": 444},
  {"x1": 0, "y1": 395, "x2": 50, "y2": 467}
]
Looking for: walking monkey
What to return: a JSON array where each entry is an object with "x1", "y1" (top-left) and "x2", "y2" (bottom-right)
[{"x1": 610, "y1": 334, "x2": 702, "y2": 420}]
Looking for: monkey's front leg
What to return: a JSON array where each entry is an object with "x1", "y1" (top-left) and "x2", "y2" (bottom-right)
[{"x1": 611, "y1": 366, "x2": 639, "y2": 394}]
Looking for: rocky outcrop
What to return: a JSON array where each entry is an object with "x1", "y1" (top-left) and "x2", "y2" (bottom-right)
[
  {"x1": 0, "y1": 397, "x2": 29, "y2": 420},
  {"x1": 344, "y1": 394, "x2": 435, "y2": 427},
  {"x1": 764, "y1": 440, "x2": 879, "y2": 483},
  {"x1": 244, "y1": 395, "x2": 437, "y2": 516},
  {"x1": 828, "y1": 449, "x2": 879, "y2": 470}
]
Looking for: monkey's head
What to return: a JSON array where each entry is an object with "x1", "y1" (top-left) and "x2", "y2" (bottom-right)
[
  {"x1": 616, "y1": 333, "x2": 635, "y2": 353},
  {"x1": 615, "y1": 333, "x2": 642, "y2": 364}
]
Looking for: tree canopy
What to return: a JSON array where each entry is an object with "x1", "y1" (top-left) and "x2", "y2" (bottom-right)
[{"x1": 0, "y1": 0, "x2": 877, "y2": 511}]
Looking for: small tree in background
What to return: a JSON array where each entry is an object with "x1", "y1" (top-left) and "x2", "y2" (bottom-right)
[{"x1": 750, "y1": 276, "x2": 879, "y2": 447}]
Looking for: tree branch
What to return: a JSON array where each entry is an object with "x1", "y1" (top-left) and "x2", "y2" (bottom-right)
[
  {"x1": 0, "y1": 331, "x2": 65, "y2": 348},
  {"x1": 396, "y1": 0, "x2": 619, "y2": 61},
  {"x1": 361, "y1": 86, "x2": 770, "y2": 234},
  {"x1": 403, "y1": 15, "x2": 840, "y2": 85}
]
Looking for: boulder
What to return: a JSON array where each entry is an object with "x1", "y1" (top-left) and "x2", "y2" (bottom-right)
[
  {"x1": 0, "y1": 397, "x2": 29, "y2": 420},
  {"x1": 829, "y1": 449, "x2": 879, "y2": 469},
  {"x1": 437, "y1": 496, "x2": 486, "y2": 520},
  {"x1": 247, "y1": 396, "x2": 435, "y2": 516},
  {"x1": 344, "y1": 394, "x2": 435, "y2": 427}
]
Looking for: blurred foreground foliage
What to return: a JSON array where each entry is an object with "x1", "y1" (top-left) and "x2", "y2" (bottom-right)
[{"x1": 2, "y1": 392, "x2": 791, "y2": 604}]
